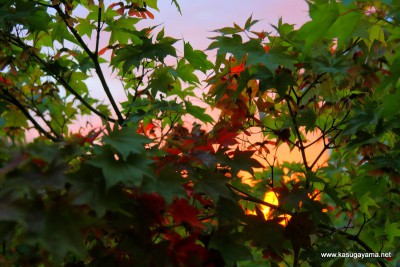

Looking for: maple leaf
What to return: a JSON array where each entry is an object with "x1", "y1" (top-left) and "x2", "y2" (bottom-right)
[
  {"x1": 284, "y1": 212, "x2": 316, "y2": 257},
  {"x1": 138, "y1": 193, "x2": 167, "y2": 225},
  {"x1": 230, "y1": 62, "x2": 245, "y2": 75},
  {"x1": 168, "y1": 198, "x2": 205, "y2": 229},
  {"x1": 102, "y1": 127, "x2": 150, "y2": 160},
  {"x1": 167, "y1": 233, "x2": 208, "y2": 266},
  {"x1": 229, "y1": 147, "x2": 263, "y2": 176},
  {"x1": 89, "y1": 146, "x2": 153, "y2": 190}
]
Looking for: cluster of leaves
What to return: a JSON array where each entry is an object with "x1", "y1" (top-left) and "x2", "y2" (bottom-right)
[{"x1": 0, "y1": 0, "x2": 400, "y2": 266}]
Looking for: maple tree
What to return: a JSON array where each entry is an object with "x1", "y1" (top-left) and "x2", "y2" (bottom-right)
[{"x1": 0, "y1": 0, "x2": 400, "y2": 266}]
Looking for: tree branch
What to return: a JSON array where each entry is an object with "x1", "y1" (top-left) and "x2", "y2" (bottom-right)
[
  {"x1": 0, "y1": 91, "x2": 61, "y2": 142},
  {"x1": 300, "y1": 73, "x2": 325, "y2": 101},
  {"x1": 4, "y1": 34, "x2": 117, "y2": 123},
  {"x1": 226, "y1": 183, "x2": 292, "y2": 215},
  {"x1": 53, "y1": 4, "x2": 125, "y2": 124},
  {"x1": 285, "y1": 96, "x2": 310, "y2": 176},
  {"x1": 95, "y1": 6, "x2": 102, "y2": 56}
]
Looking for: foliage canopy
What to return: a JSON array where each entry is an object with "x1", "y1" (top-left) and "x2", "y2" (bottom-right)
[{"x1": 0, "y1": 0, "x2": 400, "y2": 266}]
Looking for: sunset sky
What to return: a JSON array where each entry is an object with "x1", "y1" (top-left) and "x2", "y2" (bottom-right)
[
  {"x1": 151, "y1": 0, "x2": 309, "y2": 50},
  {"x1": 98, "y1": 0, "x2": 310, "y2": 101}
]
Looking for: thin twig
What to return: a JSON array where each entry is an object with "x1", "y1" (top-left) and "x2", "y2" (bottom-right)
[
  {"x1": 95, "y1": 6, "x2": 102, "y2": 55},
  {"x1": 300, "y1": 73, "x2": 325, "y2": 101},
  {"x1": 286, "y1": 96, "x2": 310, "y2": 174}
]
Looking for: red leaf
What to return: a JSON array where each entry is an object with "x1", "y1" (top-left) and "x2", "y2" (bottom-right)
[
  {"x1": 116, "y1": 7, "x2": 124, "y2": 15},
  {"x1": 146, "y1": 10, "x2": 154, "y2": 19},
  {"x1": 139, "y1": 11, "x2": 147, "y2": 18},
  {"x1": 144, "y1": 121, "x2": 156, "y2": 137},
  {"x1": 139, "y1": 193, "x2": 167, "y2": 225},
  {"x1": 108, "y1": 1, "x2": 124, "y2": 15},
  {"x1": 0, "y1": 76, "x2": 11, "y2": 85},
  {"x1": 98, "y1": 46, "x2": 110, "y2": 56},
  {"x1": 9, "y1": 63, "x2": 17, "y2": 75},
  {"x1": 128, "y1": 8, "x2": 140, "y2": 17},
  {"x1": 216, "y1": 129, "x2": 238, "y2": 147},
  {"x1": 163, "y1": 147, "x2": 181, "y2": 155},
  {"x1": 169, "y1": 199, "x2": 205, "y2": 229},
  {"x1": 230, "y1": 63, "x2": 245, "y2": 75},
  {"x1": 108, "y1": 2, "x2": 122, "y2": 9},
  {"x1": 85, "y1": 129, "x2": 103, "y2": 144},
  {"x1": 173, "y1": 235, "x2": 207, "y2": 264}
]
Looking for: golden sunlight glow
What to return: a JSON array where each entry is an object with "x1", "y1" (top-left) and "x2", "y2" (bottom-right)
[
  {"x1": 261, "y1": 192, "x2": 291, "y2": 226},
  {"x1": 245, "y1": 192, "x2": 291, "y2": 226},
  {"x1": 261, "y1": 191, "x2": 279, "y2": 218}
]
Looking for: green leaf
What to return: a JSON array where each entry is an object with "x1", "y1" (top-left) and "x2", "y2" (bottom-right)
[
  {"x1": 171, "y1": 0, "x2": 182, "y2": 14},
  {"x1": 68, "y1": 165, "x2": 124, "y2": 217},
  {"x1": 89, "y1": 146, "x2": 152, "y2": 190},
  {"x1": 176, "y1": 59, "x2": 200, "y2": 85},
  {"x1": 76, "y1": 18, "x2": 95, "y2": 37},
  {"x1": 273, "y1": 70, "x2": 297, "y2": 97},
  {"x1": 184, "y1": 42, "x2": 213, "y2": 73},
  {"x1": 244, "y1": 14, "x2": 259, "y2": 31},
  {"x1": 145, "y1": 0, "x2": 159, "y2": 11},
  {"x1": 207, "y1": 34, "x2": 244, "y2": 56},
  {"x1": 214, "y1": 26, "x2": 243, "y2": 35},
  {"x1": 358, "y1": 192, "x2": 379, "y2": 217},
  {"x1": 184, "y1": 101, "x2": 214, "y2": 123},
  {"x1": 156, "y1": 27, "x2": 165, "y2": 41},
  {"x1": 297, "y1": 109, "x2": 317, "y2": 132},
  {"x1": 102, "y1": 127, "x2": 150, "y2": 161},
  {"x1": 384, "y1": 219, "x2": 400, "y2": 243},
  {"x1": 148, "y1": 66, "x2": 176, "y2": 95},
  {"x1": 296, "y1": 1, "x2": 339, "y2": 50},
  {"x1": 25, "y1": 9, "x2": 51, "y2": 32},
  {"x1": 142, "y1": 166, "x2": 187, "y2": 204},
  {"x1": 328, "y1": 3, "x2": 362, "y2": 49},
  {"x1": 230, "y1": 148, "x2": 263, "y2": 176},
  {"x1": 381, "y1": 89, "x2": 400, "y2": 119},
  {"x1": 22, "y1": 204, "x2": 88, "y2": 261},
  {"x1": 324, "y1": 186, "x2": 346, "y2": 209},
  {"x1": 210, "y1": 233, "x2": 253, "y2": 266},
  {"x1": 112, "y1": 38, "x2": 177, "y2": 73}
]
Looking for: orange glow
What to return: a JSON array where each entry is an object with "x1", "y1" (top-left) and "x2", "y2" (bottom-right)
[
  {"x1": 260, "y1": 192, "x2": 291, "y2": 226},
  {"x1": 261, "y1": 191, "x2": 279, "y2": 218},
  {"x1": 242, "y1": 191, "x2": 291, "y2": 226}
]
